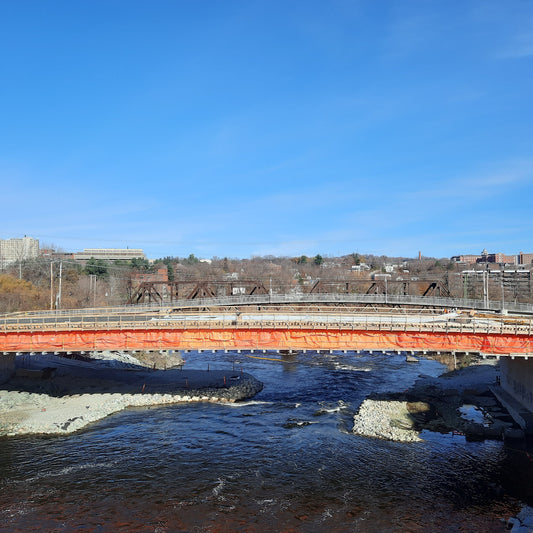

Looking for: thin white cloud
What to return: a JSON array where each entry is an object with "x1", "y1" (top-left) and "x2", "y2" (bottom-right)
[
  {"x1": 406, "y1": 158, "x2": 533, "y2": 203},
  {"x1": 496, "y1": 31, "x2": 533, "y2": 59}
]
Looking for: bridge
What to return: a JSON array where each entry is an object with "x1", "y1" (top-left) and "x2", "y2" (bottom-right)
[
  {"x1": 126, "y1": 278, "x2": 454, "y2": 304},
  {"x1": 1, "y1": 293, "x2": 533, "y2": 425}
]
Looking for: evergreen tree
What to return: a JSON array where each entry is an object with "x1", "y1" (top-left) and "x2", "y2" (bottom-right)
[
  {"x1": 84, "y1": 258, "x2": 109, "y2": 279},
  {"x1": 167, "y1": 263, "x2": 175, "y2": 282}
]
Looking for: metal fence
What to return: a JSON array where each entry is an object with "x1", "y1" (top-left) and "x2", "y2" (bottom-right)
[{"x1": 2, "y1": 292, "x2": 533, "y2": 320}]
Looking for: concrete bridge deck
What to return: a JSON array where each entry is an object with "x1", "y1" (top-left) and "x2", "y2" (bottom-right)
[{"x1": 1, "y1": 307, "x2": 531, "y2": 356}]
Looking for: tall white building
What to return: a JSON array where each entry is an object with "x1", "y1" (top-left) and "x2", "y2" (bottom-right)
[{"x1": 0, "y1": 236, "x2": 40, "y2": 268}]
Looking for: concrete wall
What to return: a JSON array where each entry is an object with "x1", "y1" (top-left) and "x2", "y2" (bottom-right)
[
  {"x1": 0, "y1": 354, "x2": 15, "y2": 384},
  {"x1": 500, "y1": 358, "x2": 533, "y2": 413}
]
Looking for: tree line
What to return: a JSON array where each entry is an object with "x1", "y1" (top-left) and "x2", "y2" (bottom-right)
[{"x1": 0, "y1": 252, "x2": 497, "y2": 313}]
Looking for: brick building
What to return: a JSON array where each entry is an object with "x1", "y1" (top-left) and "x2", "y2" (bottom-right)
[
  {"x1": 130, "y1": 268, "x2": 169, "y2": 283},
  {"x1": 519, "y1": 252, "x2": 533, "y2": 265},
  {"x1": 452, "y1": 249, "x2": 524, "y2": 265}
]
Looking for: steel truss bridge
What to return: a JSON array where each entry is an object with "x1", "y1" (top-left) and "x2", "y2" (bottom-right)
[{"x1": 127, "y1": 278, "x2": 452, "y2": 304}]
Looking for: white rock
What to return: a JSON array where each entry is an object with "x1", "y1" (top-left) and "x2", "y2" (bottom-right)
[{"x1": 353, "y1": 399, "x2": 422, "y2": 442}]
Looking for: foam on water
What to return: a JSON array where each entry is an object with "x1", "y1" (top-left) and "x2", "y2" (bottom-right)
[{"x1": 222, "y1": 400, "x2": 272, "y2": 407}]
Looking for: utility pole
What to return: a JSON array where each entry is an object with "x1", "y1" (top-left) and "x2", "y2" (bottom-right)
[
  {"x1": 484, "y1": 267, "x2": 490, "y2": 309},
  {"x1": 482, "y1": 270, "x2": 488, "y2": 308},
  {"x1": 484, "y1": 254, "x2": 490, "y2": 309},
  {"x1": 50, "y1": 261, "x2": 53, "y2": 310},
  {"x1": 56, "y1": 261, "x2": 62, "y2": 309},
  {"x1": 89, "y1": 274, "x2": 97, "y2": 307}
]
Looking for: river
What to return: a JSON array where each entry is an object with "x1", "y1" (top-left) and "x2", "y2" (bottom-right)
[{"x1": 1, "y1": 350, "x2": 532, "y2": 532}]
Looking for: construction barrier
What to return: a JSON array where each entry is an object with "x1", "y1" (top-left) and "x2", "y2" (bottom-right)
[{"x1": 1, "y1": 327, "x2": 532, "y2": 354}]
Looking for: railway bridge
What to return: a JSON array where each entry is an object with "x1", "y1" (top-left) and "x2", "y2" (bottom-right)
[{"x1": 1, "y1": 293, "x2": 533, "y2": 426}]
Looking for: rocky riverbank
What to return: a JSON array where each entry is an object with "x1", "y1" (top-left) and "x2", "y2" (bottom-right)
[
  {"x1": 0, "y1": 354, "x2": 263, "y2": 437},
  {"x1": 506, "y1": 505, "x2": 533, "y2": 532},
  {"x1": 353, "y1": 361, "x2": 519, "y2": 443}
]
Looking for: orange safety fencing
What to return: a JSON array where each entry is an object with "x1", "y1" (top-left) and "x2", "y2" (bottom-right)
[{"x1": 1, "y1": 328, "x2": 532, "y2": 354}]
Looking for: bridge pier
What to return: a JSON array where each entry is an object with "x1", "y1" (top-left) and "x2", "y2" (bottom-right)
[
  {"x1": 500, "y1": 358, "x2": 533, "y2": 413},
  {"x1": 0, "y1": 353, "x2": 15, "y2": 384},
  {"x1": 493, "y1": 357, "x2": 533, "y2": 437}
]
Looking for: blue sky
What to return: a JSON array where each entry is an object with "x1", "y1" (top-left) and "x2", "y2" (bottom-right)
[{"x1": 1, "y1": 1, "x2": 532, "y2": 260}]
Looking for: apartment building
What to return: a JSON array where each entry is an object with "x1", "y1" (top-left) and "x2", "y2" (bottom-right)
[
  {"x1": 0, "y1": 236, "x2": 39, "y2": 268},
  {"x1": 519, "y1": 252, "x2": 533, "y2": 265}
]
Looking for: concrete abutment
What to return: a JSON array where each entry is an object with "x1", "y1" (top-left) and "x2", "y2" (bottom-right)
[{"x1": 499, "y1": 357, "x2": 533, "y2": 435}]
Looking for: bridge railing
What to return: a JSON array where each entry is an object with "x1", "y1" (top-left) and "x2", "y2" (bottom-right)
[
  {"x1": 1, "y1": 292, "x2": 533, "y2": 320},
  {"x1": 1, "y1": 309, "x2": 532, "y2": 336},
  {"x1": 140, "y1": 292, "x2": 533, "y2": 314}
]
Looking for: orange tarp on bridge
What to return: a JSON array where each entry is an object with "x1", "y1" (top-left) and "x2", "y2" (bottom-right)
[{"x1": 1, "y1": 328, "x2": 532, "y2": 354}]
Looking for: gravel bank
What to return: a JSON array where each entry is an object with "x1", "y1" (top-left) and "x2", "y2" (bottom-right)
[
  {"x1": 353, "y1": 361, "x2": 515, "y2": 442},
  {"x1": 352, "y1": 399, "x2": 424, "y2": 442},
  {"x1": 0, "y1": 355, "x2": 263, "y2": 437}
]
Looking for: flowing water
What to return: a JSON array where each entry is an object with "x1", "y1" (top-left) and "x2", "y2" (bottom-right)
[{"x1": 1, "y1": 351, "x2": 532, "y2": 532}]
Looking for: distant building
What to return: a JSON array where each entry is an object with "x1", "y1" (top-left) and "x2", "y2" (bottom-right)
[
  {"x1": 452, "y1": 249, "x2": 520, "y2": 265},
  {"x1": 39, "y1": 248, "x2": 55, "y2": 258},
  {"x1": 383, "y1": 264, "x2": 398, "y2": 273},
  {"x1": 519, "y1": 252, "x2": 533, "y2": 265},
  {"x1": 350, "y1": 263, "x2": 370, "y2": 272},
  {"x1": 74, "y1": 248, "x2": 146, "y2": 262},
  {"x1": 492, "y1": 253, "x2": 517, "y2": 265},
  {"x1": 0, "y1": 236, "x2": 39, "y2": 268},
  {"x1": 39, "y1": 249, "x2": 75, "y2": 261},
  {"x1": 451, "y1": 254, "x2": 481, "y2": 264},
  {"x1": 130, "y1": 268, "x2": 168, "y2": 284}
]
